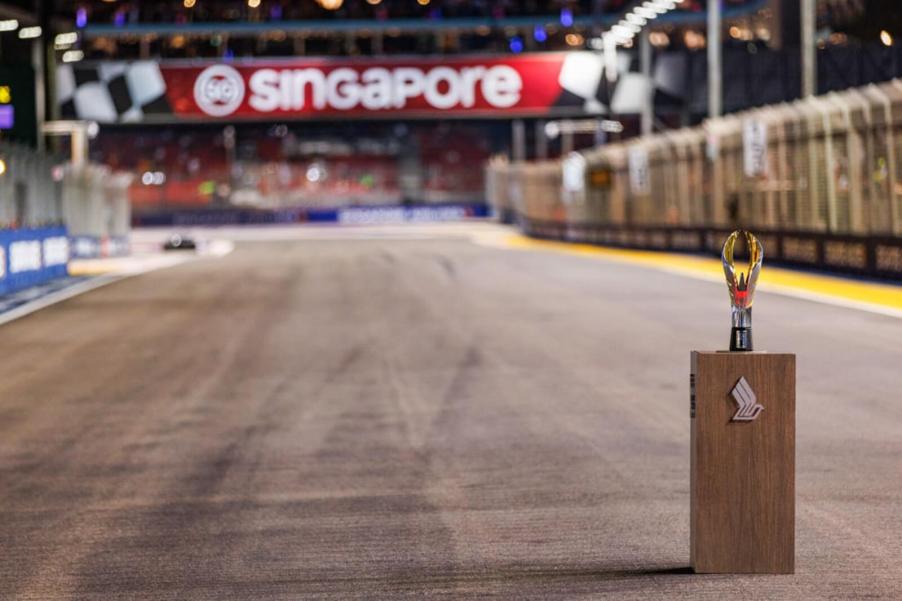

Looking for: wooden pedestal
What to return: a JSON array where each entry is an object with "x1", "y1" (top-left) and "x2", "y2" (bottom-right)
[{"x1": 690, "y1": 351, "x2": 795, "y2": 574}]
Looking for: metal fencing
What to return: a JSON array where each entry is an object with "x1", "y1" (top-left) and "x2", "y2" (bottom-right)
[
  {"x1": 487, "y1": 79, "x2": 902, "y2": 279},
  {"x1": 0, "y1": 141, "x2": 131, "y2": 262}
]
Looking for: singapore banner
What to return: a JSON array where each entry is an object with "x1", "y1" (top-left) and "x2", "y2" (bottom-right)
[{"x1": 55, "y1": 52, "x2": 634, "y2": 122}]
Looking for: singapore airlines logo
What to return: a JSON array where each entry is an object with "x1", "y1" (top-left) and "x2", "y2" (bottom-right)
[{"x1": 730, "y1": 376, "x2": 764, "y2": 422}]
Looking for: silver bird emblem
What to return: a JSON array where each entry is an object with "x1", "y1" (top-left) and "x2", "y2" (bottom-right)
[{"x1": 730, "y1": 376, "x2": 764, "y2": 422}]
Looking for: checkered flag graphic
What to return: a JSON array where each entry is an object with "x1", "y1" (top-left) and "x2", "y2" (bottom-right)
[
  {"x1": 552, "y1": 51, "x2": 688, "y2": 116},
  {"x1": 57, "y1": 61, "x2": 172, "y2": 123}
]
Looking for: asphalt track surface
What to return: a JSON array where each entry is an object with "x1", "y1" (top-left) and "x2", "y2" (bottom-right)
[{"x1": 2, "y1": 225, "x2": 901, "y2": 600}]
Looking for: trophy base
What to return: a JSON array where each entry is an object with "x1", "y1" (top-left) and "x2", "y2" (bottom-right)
[
  {"x1": 729, "y1": 327, "x2": 753, "y2": 351},
  {"x1": 690, "y1": 351, "x2": 796, "y2": 574}
]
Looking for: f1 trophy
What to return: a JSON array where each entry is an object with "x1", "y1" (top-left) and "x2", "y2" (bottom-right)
[
  {"x1": 722, "y1": 230, "x2": 763, "y2": 352},
  {"x1": 689, "y1": 230, "x2": 796, "y2": 574}
]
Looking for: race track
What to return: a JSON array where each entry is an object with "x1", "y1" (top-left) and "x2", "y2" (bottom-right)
[{"x1": 1, "y1": 225, "x2": 901, "y2": 599}]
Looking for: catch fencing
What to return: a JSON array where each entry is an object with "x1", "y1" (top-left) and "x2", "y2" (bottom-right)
[
  {"x1": 487, "y1": 79, "x2": 902, "y2": 279},
  {"x1": 0, "y1": 142, "x2": 131, "y2": 293}
]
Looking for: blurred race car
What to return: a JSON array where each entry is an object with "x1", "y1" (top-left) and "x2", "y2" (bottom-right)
[{"x1": 163, "y1": 234, "x2": 197, "y2": 251}]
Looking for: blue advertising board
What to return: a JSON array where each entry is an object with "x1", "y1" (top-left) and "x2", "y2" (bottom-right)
[{"x1": 0, "y1": 227, "x2": 69, "y2": 296}]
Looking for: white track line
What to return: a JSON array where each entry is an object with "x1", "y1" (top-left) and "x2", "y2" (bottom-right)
[
  {"x1": 0, "y1": 276, "x2": 122, "y2": 327},
  {"x1": 0, "y1": 239, "x2": 234, "y2": 327}
]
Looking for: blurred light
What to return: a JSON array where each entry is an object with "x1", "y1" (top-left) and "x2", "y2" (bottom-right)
[
  {"x1": 170, "y1": 34, "x2": 186, "y2": 48},
  {"x1": 366, "y1": 0, "x2": 382, "y2": 4},
  {"x1": 649, "y1": 31, "x2": 669, "y2": 47},
  {"x1": 318, "y1": 0, "x2": 344, "y2": 9},
  {"x1": 142, "y1": 171, "x2": 166, "y2": 185},
  {"x1": 55, "y1": 32, "x2": 78, "y2": 47},
  {"x1": 62, "y1": 50, "x2": 84, "y2": 62},
  {"x1": 0, "y1": 20, "x2": 18, "y2": 32},
  {"x1": 184, "y1": 0, "x2": 196, "y2": 7},
  {"x1": 619, "y1": 20, "x2": 642, "y2": 34},
  {"x1": 643, "y1": 0, "x2": 670, "y2": 13},
  {"x1": 729, "y1": 26, "x2": 753, "y2": 41},
  {"x1": 625, "y1": 13, "x2": 646, "y2": 26},
  {"x1": 533, "y1": 25, "x2": 547, "y2": 43},
  {"x1": 565, "y1": 32, "x2": 584, "y2": 46},
  {"x1": 560, "y1": 8, "x2": 574, "y2": 27},
  {"x1": 600, "y1": 120, "x2": 624, "y2": 133},
  {"x1": 76, "y1": 8, "x2": 87, "y2": 28},
  {"x1": 87, "y1": 121, "x2": 99, "y2": 138},
  {"x1": 0, "y1": 159, "x2": 6, "y2": 176},
  {"x1": 306, "y1": 164, "x2": 323, "y2": 183},
  {"x1": 880, "y1": 30, "x2": 893, "y2": 46},
  {"x1": 198, "y1": 180, "x2": 215, "y2": 195},
  {"x1": 416, "y1": 0, "x2": 430, "y2": 5},
  {"x1": 611, "y1": 25, "x2": 634, "y2": 41},
  {"x1": 828, "y1": 32, "x2": 847, "y2": 46},
  {"x1": 509, "y1": 35, "x2": 523, "y2": 53},
  {"x1": 113, "y1": 10, "x2": 126, "y2": 25},
  {"x1": 635, "y1": 7, "x2": 657, "y2": 20},
  {"x1": 248, "y1": 0, "x2": 260, "y2": 7},
  {"x1": 52, "y1": 165, "x2": 65, "y2": 182},
  {"x1": 683, "y1": 30, "x2": 705, "y2": 49},
  {"x1": 19, "y1": 26, "x2": 41, "y2": 39}
]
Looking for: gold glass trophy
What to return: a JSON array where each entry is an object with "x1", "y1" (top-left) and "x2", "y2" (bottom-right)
[{"x1": 721, "y1": 230, "x2": 763, "y2": 352}]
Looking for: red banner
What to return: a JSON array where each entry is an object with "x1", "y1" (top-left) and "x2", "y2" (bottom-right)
[{"x1": 156, "y1": 53, "x2": 594, "y2": 120}]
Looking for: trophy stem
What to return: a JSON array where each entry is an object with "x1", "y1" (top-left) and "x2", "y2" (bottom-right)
[{"x1": 729, "y1": 307, "x2": 753, "y2": 352}]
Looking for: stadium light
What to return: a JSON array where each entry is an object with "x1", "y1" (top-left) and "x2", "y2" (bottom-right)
[
  {"x1": 62, "y1": 49, "x2": 84, "y2": 63},
  {"x1": 19, "y1": 26, "x2": 41, "y2": 39},
  {"x1": 55, "y1": 31, "x2": 78, "y2": 48},
  {"x1": 0, "y1": 19, "x2": 18, "y2": 32},
  {"x1": 625, "y1": 14, "x2": 647, "y2": 26},
  {"x1": 608, "y1": 0, "x2": 685, "y2": 47},
  {"x1": 620, "y1": 21, "x2": 642, "y2": 34}
]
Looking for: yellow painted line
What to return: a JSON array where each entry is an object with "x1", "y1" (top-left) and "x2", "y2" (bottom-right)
[
  {"x1": 504, "y1": 234, "x2": 902, "y2": 316},
  {"x1": 68, "y1": 264, "x2": 119, "y2": 277}
]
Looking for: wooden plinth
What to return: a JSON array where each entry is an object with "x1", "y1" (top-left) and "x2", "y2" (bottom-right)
[{"x1": 690, "y1": 351, "x2": 795, "y2": 574}]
